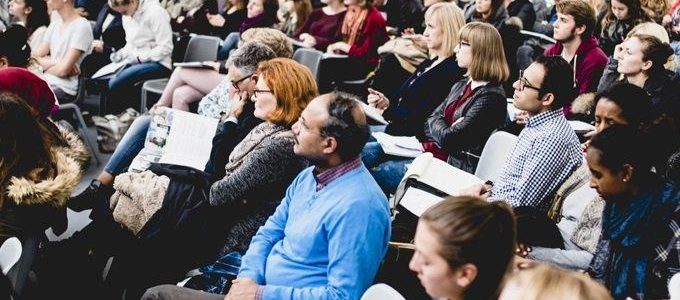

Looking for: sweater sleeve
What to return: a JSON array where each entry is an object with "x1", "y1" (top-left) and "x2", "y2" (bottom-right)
[
  {"x1": 133, "y1": 9, "x2": 173, "y2": 63},
  {"x1": 347, "y1": 10, "x2": 387, "y2": 60},
  {"x1": 208, "y1": 136, "x2": 299, "y2": 206},
  {"x1": 425, "y1": 89, "x2": 507, "y2": 155}
]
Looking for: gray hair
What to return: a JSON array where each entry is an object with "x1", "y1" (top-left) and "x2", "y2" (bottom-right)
[
  {"x1": 226, "y1": 41, "x2": 277, "y2": 75},
  {"x1": 320, "y1": 92, "x2": 369, "y2": 161}
]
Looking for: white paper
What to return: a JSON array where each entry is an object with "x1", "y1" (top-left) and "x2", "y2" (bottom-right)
[
  {"x1": 403, "y1": 153, "x2": 484, "y2": 196},
  {"x1": 357, "y1": 100, "x2": 388, "y2": 125},
  {"x1": 568, "y1": 120, "x2": 595, "y2": 133},
  {"x1": 91, "y1": 61, "x2": 127, "y2": 79},
  {"x1": 372, "y1": 132, "x2": 423, "y2": 158},
  {"x1": 322, "y1": 52, "x2": 349, "y2": 59},
  {"x1": 399, "y1": 188, "x2": 444, "y2": 217},
  {"x1": 173, "y1": 62, "x2": 214, "y2": 69},
  {"x1": 289, "y1": 38, "x2": 311, "y2": 48},
  {"x1": 158, "y1": 110, "x2": 218, "y2": 170}
]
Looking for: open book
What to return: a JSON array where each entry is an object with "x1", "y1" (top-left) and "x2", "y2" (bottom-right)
[
  {"x1": 129, "y1": 108, "x2": 218, "y2": 172},
  {"x1": 372, "y1": 132, "x2": 423, "y2": 158},
  {"x1": 398, "y1": 153, "x2": 484, "y2": 216}
]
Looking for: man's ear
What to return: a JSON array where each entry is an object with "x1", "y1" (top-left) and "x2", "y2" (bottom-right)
[
  {"x1": 454, "y1": 263, "x2": 478, "y2": 289},
  {"x1": 322, "y1": 136, "x2": 337, "y2": 155},
  {"x1": 540, "y1": 92, "x2": 555, "y2": 108}
]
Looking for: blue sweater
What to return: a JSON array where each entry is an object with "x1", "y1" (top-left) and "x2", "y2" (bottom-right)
[{"x1": 238, "y1": 165, "x2": 391, "y2": 300}]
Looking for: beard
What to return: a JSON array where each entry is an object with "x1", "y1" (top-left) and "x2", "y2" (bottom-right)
[{"x1": 555, "y1": 27, "x2": 578, "y2": 43}]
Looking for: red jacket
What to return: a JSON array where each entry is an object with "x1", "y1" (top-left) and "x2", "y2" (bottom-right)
[
  {"x1": 348, "y1": 7, "x2": 388, "y2": 67},
  {"x1": 544, "y1": 36, "x2": 607, "y2": 116}
]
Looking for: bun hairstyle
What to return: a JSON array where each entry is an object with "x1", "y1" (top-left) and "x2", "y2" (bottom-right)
[
  {"x1": 0, "y1": 25, "x2": 32, "y2": 68},
  {"x1": 632, "y1": 34, "x2": 675, "y2": 74}
]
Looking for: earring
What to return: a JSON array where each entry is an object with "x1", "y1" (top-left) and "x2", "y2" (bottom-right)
[{"x1": 622, "y1": 178, "x2": 628, "y2": 182}]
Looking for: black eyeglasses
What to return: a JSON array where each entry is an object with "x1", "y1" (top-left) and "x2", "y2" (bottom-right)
[
  {"x1": 518, "y1": 70, "x2": 541, "y2": 92},
  {"x1": 231, "y1": 73, "x2": 253, "y2": 90},
  {"x1": 253, "y1": 89, "x2": 273, "y2": 99}
]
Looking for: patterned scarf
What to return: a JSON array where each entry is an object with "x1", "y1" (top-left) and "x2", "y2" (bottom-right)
[{"x1": 341, "y1": 6, "x2": 368, "y2": 46}]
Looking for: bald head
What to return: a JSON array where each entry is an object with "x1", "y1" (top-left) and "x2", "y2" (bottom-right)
[{"x1": 318, "y1": 92, "x2": 370, "y2": 162}]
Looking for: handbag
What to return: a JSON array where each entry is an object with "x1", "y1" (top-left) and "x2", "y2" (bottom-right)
[{"x1": 91, "y1": 108, "x2": 139, "y2": 153}]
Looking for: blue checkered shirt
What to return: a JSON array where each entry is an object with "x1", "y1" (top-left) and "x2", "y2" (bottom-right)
[{"x1": 491, "y1": 109, "x2": 582, "y2": 211}]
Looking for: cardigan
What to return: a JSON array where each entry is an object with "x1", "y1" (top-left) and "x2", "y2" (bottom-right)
[
  {"x1": 423, "y1": 78, "x2": 507, "y2": 173},
  {"x1": 383, "y1": 56, "x2": 465, "y2": 139},
  {"x1": 208, "y1": 122, "x2": 308, "y2": 255},
  {"x1": 346, "y1": 7, "x2": 388, "y2": 67},
  {"x1": 293, "y1": 8, "x2": 346, "y2": 51},
  {"x1": 238, "y1": 164, "x2": 390, "y2": 300}
]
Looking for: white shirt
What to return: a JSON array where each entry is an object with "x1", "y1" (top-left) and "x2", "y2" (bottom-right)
[{"x1": 116, "y1": 0, "x2": 173, "y2": 69}]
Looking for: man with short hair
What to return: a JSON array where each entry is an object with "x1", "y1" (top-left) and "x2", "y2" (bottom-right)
[
  {"x1": 466, "y1": 55, "x2": 583, "y2": 211},
  {"x1": 142, "y1": 92, "x2": 391, "y2": 300},
  {"x1": 544, "y1": 0, "x2": 607, "y2": 113}
]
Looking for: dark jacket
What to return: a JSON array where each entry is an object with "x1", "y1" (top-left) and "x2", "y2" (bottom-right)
[
  {"x1": 424, "y1": 79, "x2": 507, "y2": 173},
  {"x1": 383, "y1": 56, "x2": 465, "y2": 139},
  {"x1": 598, "y1": 19, "x2": 634, "y2": 56},
  {"x1": 93, "y1": 4, "x2": 126, "y2": 55},
  {"x1": 507, "y1": 0, "x2": 536, "y2": 30},
  {"x1": 464, "y1": 2, "x2": 509, "y2": 30},
  {"x1": 189, "y1": 0, "x2": 246, "y2": 39},
  {"x1": 544, "y1": 36, "x2": 607, "y2": 114}
]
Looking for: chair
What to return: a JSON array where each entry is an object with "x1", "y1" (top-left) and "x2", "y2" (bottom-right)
[
  {"x1": 293, "y1": 48, "x2": 324, "y2": 83},
  {"x1": 140, "y1": 34, "x2": 222, "y2": 112},
  {"x1": 5, "y1": 235, "x2": 40, "y2": 297},
  {"x1": 361, "y1": 283, "x2": 406, "y2": 300},
  {"x1": 55, "y1": 75, "x2": 101, "y2": 166},
  {"x1": 0, "y1": 238, "x2": 22, "y2": 275},
  {"x1": 474, "y1": 131, "x2": 519, "y2": 183}
]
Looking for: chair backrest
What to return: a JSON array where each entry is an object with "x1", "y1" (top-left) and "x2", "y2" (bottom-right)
[
  {"x1": 0, "y1": 238, "x2": 21, "y2": 275},
  {"x1": 474, "y1": 131, "x2": 519, "y2": 183},
  {"x1": 361, "y1": 283, "x2": 406, "y2": 300},
  {"x1": 184, "y1": 34, "x2": 222, "y2": 62},
  {"x1": 293, "y1": 48, "x2": 324, "y2": 83}
]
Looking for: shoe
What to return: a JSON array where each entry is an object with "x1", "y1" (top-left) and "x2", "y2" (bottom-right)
[{"x1": 68, "y1": 179, "x2": 114, "y2": 212}]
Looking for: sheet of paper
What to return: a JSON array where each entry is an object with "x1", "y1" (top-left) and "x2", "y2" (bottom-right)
[
  {"x1": 289, "y1": 38, "x2": 311, "y2": 48},
  {"x1": 91, "y1": 61, "x2": 127, "y2": 79},
  {"x1": 399, "y1": 187, "x2": 444, "y2": 217},
  {"x1": 322, "y1": 52, "x2": 349, "y2": 59},
  {"x1": 372, "y1": 132, "x2": 423, "y2": 158},
  {"x1": 159, "y1": 110, "x2": 218, "y2": 170},
  {"x1": 173, "y1": 62, "x2": 214, "y2": 69},
  {"x1": 357, "y1": 100, "x2": 388, "y2": 125},
  {"x1": 568, "y1": 120, "x2": 595, "y2": 133}
]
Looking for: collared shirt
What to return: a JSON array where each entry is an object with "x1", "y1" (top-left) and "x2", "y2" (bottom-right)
[
  {"x1": 491, "y1": 109, "x2": 582, "y2": 211},
  {"x1": 313, "y1": 156, "x2": 362, "y2": 190},
  {"x1": 238, "y1": 163, "x2": 390, "y2": 300}
]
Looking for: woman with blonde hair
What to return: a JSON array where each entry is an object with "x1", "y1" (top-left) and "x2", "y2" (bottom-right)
[
  {"x1": 409, "y1": 196, "x2": 516, "y2": 300},
  {"x1": 499, "y1": 264, "x2": 613, "y2": 300}
]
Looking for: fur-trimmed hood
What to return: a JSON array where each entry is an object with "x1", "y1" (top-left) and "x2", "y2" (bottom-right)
[
  {"x1": 56, "y1": 125, "x2": 91, "y2": 170},
  {"x1": 5, "y1": 133, "x2": 84, "y2": 207}
]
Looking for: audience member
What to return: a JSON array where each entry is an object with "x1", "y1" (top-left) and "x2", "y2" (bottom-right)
[
  {"x1": 190, "y1": 0, "x2": 246, "y2": 38},
  {"x1": 106, "y1": 0, "x2": 173, "y2": 114},
  {"x1": 587, "y1": 126, "x2": 680, "y2": 299},
  {"x1": 320, "y1": 0, "x2": 388, "y2": 92},
  {"x1": 8, "y1": 0, "x2": 50, "y2": 51},
  {"x1": 597, "y1": 34, "x2": 680, "y2": 125},
  {"x1": 410, "y1": 196, "x2": 516, "y2": 300},
  {"x1": 292, "y1": 0, "x2": 346, "y2": 51},
  {"x1": 142, "y1": 91, "x2": 390, "y2": 300},
  {"x1": 544, "y1": 0, "x2": 607, "y2": 110},
  {"x1": 75, "y1": 0, "x2": 107, "y2": 20},
  {"x1": 464, "y1": 55, "x2": 582, "y2": 211},
  {"x1": 0, "y1": 25, "x2": 32, "y2": 68},
  {"x1": 0, "y1": 0, "x2": 9, "y2": 31},
  {"x1": 68, "y1": 41, "x2": 277, "y2": 210},
  {"x1": 277, "y1": 0, "x2": 312, "y2": 36},
  {"x1": 463, "y1": 0, "x2": 508, "y2": 30},
  {"x1": 160, "y1": 0, "x2": 203, "y2": 29},
  {"x1": 668, "y1": 3, "x2": 680, "y2": 73},
  {"x1": 33, "y1": 0, "x2": 93, "y2": 101},
  {"x1": 379, "y1": 0, "x2": 425, "y2": 33},
  {"x1": 506, "y1": 0, "x2": 536, "y2": 30},
  {"x1": 80, "y1": 3, "x2": 126, "y2": 78},
  {"x1": 598, "y1": 0, "x2": 649, "y2": 56},
  {"x1": 640, "y1": 0, "x2": 668, "y2": 23},
  {"x1": 217, "y1": 0, "x2": 279, "y2": 59},
  {"x1": 500, "y1": 264, "x2": 613, "y2": 300}
]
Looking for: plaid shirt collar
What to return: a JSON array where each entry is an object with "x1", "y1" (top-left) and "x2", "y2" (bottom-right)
[
  {"x1": 526, "y1": 109, "x2": 564, "y2": 128},
  {"x1": 313, "y1": 156, "x2": 362, "y2": 191}
]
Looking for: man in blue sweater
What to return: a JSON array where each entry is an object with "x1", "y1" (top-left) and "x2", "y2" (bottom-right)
[{"x1": 142, "y1": 92, "x2": 391, "y2": 300}]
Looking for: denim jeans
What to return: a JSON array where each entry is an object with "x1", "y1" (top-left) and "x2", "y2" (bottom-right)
[
  {"x1": 671, "y1": 41, "x2": 680, "y2": 74},
  {"x1": 362, "y1": 141, "x2": 413, "y2": 195},
  {"x1": 104, "y1": 115, "x2": 151, "y2": 175},
  {"x1": 107, "y1": 62, "x2": 171, "y2": 114},
  {"x1": 218, "y1": 32, "x2": 240, "y2": 60}
]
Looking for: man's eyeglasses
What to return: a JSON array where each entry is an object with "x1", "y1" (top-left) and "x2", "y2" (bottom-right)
[
  {"x1": 231, "y1": 73, "x2": 253, "y2": 90},
  {"x1": 518, "y1": 70, "x2": 541, "y2": 92},
  {"x1": 253, "y1": 89, "x2": 273, "y2": 99}
]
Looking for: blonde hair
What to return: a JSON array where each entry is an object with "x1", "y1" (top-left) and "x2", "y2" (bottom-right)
[
  {"x1": 626, "y1": 22, "x2": 676, "y2": 71},
  {"x1": 257, "y1": 58, "x2": 318, "y2": 127},
  {"x1": 503, "y1": 264, "x2": 613, "y2": 300},
  {"x1": 241, "y1": 28, "x2": 294, "y2": 58},
  {"x1": 424, "y1": 2, "x2": 465, "y2": 59},
  {"x1": 458, "y1": 22, "x2": 509, "y2": 82}
]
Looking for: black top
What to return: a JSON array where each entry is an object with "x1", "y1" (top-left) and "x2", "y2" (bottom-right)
[{"x1": 382, "y1": 56, "x2": 465, "y2": 139}]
